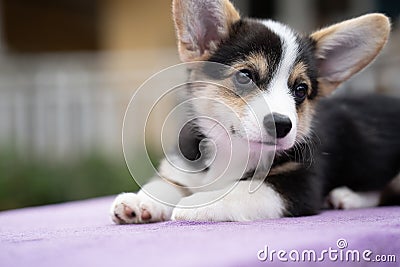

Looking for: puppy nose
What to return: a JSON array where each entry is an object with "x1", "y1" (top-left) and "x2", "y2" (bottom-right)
[{"x1": 263, "y1": 113, "x2": 292, "y2": 139}]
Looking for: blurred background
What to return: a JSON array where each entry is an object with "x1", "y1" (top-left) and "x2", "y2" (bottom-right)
[{"x1": 0, "y1": 0, "x2": 399, "y2": 211}]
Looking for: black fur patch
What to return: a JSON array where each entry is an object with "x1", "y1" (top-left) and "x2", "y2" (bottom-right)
[
  {"x1": 314, "y1": 94, "x2": 400, "y2": 194},
  {"x1": 267, "y1": 168, "x2": 322, "y2": 216}
]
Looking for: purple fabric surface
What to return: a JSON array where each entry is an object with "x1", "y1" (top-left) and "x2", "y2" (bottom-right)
[{"x1": 0, "y1": 197, "x2": 399, "y2": 267}]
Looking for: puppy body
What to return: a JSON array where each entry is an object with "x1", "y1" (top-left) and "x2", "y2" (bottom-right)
[
  {"x1": 111, "y1": 0, "x2": 398, "y2": 223},
  {"x1": 268, "y1": 94, "x2": 400, "y2": 216},
  {"x1": 316, "y1": 94, "x2": 400, "y2": 195}
]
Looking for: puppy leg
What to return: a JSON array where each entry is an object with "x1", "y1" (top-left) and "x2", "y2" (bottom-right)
[
  {"x1": 110, "y1": 179, "x2": 188, "y2": 224},
  {"x1": 171, "y1": 181, "x2": 286, "y2": 222},
  {"x1": 327, "y1": 186, "x2": 381, "y2": 210}
]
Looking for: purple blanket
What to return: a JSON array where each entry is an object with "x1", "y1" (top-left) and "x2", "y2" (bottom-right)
[{"x1": 1, "y1": 197, "x2": 399, "y2": 266}]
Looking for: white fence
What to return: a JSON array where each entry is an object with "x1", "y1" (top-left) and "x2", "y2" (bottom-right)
[{"x1": 0, "y1": 51, "x2": 180, "y2": 159}]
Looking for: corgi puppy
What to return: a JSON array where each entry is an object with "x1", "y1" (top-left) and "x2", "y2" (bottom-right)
[{"x1": 111, "y1": 0, "x2": 399, "y2": 223}]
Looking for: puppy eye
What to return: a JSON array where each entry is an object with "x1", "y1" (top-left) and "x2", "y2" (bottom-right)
[
  {"x1": 235, "y1": 69, "x2": 253, "y2": 85},
  {"x1": 294, "y1": 83, "x2": 308, "y2": 102}
]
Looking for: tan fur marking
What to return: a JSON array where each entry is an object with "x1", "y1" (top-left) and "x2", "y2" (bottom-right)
[
  {"x1": 217, "y1": 85, "x2": 248, "y2": 116},
  {"x1": 192, "y1": 60, "x2": 262, "y2": 117},
  {"x1": 288, "y1": 61, "x2": 315, "y2": 140},
  {"x1": 289, "y1": 62, "x2": 312, "y2": 91},
  {"x1": 223, "y1": 0, "x2": 241, "y2": 25},
  {"x1": 317, "y1": 79, "x2": 340, "y2": 96},
  {"x1": 234, "y1": 52, "x2": 270, "y2": 80},
  {"x1": 268, "y1": 162, "x2": 302, "y2": 176},
  {"x1": 296, "y1": 101, "x2": 315, "y2": 140},
  {"x1": 187, "y1": 61, "x2": 251, "y2": 118}
]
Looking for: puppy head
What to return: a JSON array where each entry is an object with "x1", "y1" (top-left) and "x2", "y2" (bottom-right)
[{"x1": 173, "y1": 0, "x2": 390, "y2": 152}]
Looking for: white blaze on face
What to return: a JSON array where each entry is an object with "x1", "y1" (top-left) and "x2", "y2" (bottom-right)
[{"x1": 242, "y1": 20, "x2": 300, "y2": 150}]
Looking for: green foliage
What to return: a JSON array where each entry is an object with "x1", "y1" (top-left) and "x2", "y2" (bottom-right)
[{"x1": 0, "y1": 150, "x2": 145, "y2": 211}]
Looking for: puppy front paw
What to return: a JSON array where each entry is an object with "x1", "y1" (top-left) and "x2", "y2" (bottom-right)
[
  {"x1": 110, "y1": 192, "x2": 171, "y2": 224},
  {"x1": 327, "y1": 186, "x2": 367, "y2": 210},
  {"x1": 171, "y1": 194, "x2": 229, "y2": 222},
  {"x1": 171, "y1": 206, "x2": 219, "y2": 222}
]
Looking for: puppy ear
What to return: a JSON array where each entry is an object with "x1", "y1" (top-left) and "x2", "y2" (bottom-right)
[
  {"x1": 311, "y1": 14, "x2": 390, "y2": 95},
  {"x1": 172, "y1": 0, "x2": 240, "y2": 62}
]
